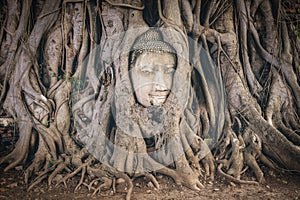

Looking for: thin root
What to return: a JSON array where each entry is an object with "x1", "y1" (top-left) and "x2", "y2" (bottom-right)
[{"x1": 217, "y1": 164, "x2": 259, "y2": 185}]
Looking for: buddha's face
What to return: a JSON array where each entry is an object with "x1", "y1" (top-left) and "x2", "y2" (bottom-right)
[{"x1": 130, "y1": 52, "x2": 176, "y2": 107}]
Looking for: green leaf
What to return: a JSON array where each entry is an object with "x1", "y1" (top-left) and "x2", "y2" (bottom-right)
[{"x1": 204, "y1": 138, "x2": 213, "y2": 145}]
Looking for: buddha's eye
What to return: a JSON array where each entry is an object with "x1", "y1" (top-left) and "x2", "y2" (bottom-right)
[
  {"x1": 165, "y1": 67, "x2": 175, "y2": 74},
  {"x1": 140, "y1": 67, "x2": 153, "y2": 74}
]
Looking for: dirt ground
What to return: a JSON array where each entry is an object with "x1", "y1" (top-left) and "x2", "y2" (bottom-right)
[
  {"x1": 0, "y1": 137, "x2": 299, "y2": 200},
  {"x1": 0, "y1": 164, "x2": 299, "y2": 200}
]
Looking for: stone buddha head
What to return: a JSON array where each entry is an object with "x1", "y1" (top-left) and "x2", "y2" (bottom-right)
[{"x1": 129, "y1": 29, "x2": 177, "y2": 107}]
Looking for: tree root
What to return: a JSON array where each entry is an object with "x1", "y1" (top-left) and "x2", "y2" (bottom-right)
[
  {"x1": 27, "y1": 160, "x2": 61, "y2": 191},
  {"x1": 144, "y1": 173, "x2": 160, "y2": 189},
  {"x1": 217, "y1": 164, "x2": 259, "y2": 185},
  {"x1": 244, "y1": 152, "x2": 265, "y2": 183},
  {"x1": 214, "y1": 115, "x2": 265, "y2": 184},
  {"x1": 90, "y1": 177, "x2": 113, "y2": 196},
  {"x1": 99, "y1": 165, "x2": 133, "y2": 200},
  {"x1": 243, "y1": 129, "x2": 265, "y2": 183},
  {"x1": 49, "y1": 161, "x2": 69, "y2": 186},
  {"x1": 274, "y1": 114, "x2": 300, "y2": 146},
  {"x1": 158, "y1": 156, "x2": 204, "y2": 191},
  {"x1": 54, "y1": 157, "x2": 90, "y2": 187},
  {"x1": 24, "y1": 137, "x2": 52, "y2": 184},
  {"x1": 0, "y1": 120, "x2": 33, "y2": 172},
  {"x1": 24, "y1": 153, "x2": 132, "y2": 198},
  {"x1": 27, "y1": 174, "x2": 48, "y2": 191}
]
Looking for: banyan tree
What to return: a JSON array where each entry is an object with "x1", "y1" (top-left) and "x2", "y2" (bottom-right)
[{"x1": 0, "y1": 0, "x2": 299, "y2": 199}]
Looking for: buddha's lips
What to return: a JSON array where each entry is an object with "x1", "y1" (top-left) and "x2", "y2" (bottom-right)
[
  {"x1": 149, "y1": 91, "x2": 169, "y2": 97},
  {"x1": 149, "y1": 94, "x2": 168, "y2": 99}
]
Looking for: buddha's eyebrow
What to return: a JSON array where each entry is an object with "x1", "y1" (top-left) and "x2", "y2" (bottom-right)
[{"x1": 135, "y1": 63, "x2": 176, "y2": 70}]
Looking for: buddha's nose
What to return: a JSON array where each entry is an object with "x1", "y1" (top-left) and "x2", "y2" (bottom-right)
[{"x1": 154, "y1": 71, "x2": 168, "y2": 91}]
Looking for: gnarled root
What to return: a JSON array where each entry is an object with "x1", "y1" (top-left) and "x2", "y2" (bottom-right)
[
  {"x1": 215, "y1": 117, "x2": 259, "y2": 185},
  {"x1": 0, "y1": 119, "x2": 33, "y2": 172},
  {"x1": 217, "y1": 164, "x2": 259, "y2": 185},
  {"x1": 243, "y1": 128, "x2": 265, "y2": 183}
]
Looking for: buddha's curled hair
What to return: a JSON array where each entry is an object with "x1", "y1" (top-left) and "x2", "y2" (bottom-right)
[{"x1": 129, "y1": 28, "x2": 177, "y2": 66}]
